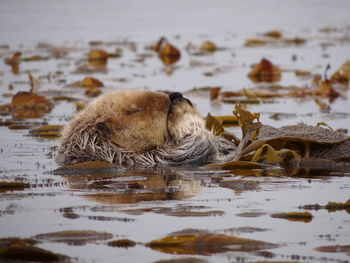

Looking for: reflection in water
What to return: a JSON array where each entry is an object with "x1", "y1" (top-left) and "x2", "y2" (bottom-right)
[{"x1": 63, "y1": 167, "x2": 202, "y2": 204}]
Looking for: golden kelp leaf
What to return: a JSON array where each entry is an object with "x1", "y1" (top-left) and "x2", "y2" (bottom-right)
[
  {"x1": 28, "y1": 73, "x2": 40, "y2": 92},
  {"x1": 12, "y1": 92, "x2": 51, "y2": 110},
  {"x1": 284, "y1": 37, "x2": 306, "y2": 45},
  {"x1": 311, "y1": 74, "x2": 322, "y2": 88},
  {"x1": 300, "y1": 199, "x2": 350, "y2": 213},
  {"x1": 222, "y1": 98, "x2": 262, "y2": 104},
  {"x1": 325, "y1": 199, "x2": 350, "y2": 212},
  {"x1": 209, "y1": 87, "x2": 221, "y2": 100},
  {"x1": 35, "y1": 230, "x2": 113, "y2": 244},
  {"x1": 251, "y1": 144, "x2": 301, "y2": 164},
  {"x1": 233, "y1": 104, "x2": 260, "y2": 138},
  {"x1": 146, "y1": 233, "x2": 275, "y2": 255},
  {"x1": 88, "y1": 49, "x2": 108, "y2": 67},
  {"x1": 0, "y1": 181, "x2": 30, "y2": 192},
  {"x1": 21, "y1": 55, "x2": 49, "y2": 62},
  {"x1": 212, "y1": 115, "x2": 238, "y2": 125},
  {"x1": 271, "y1": 212, "x2": 313, "y2": 222},
  {"x1": 264, "y1": 30, "x2": 282, "y2": 38},
  {"x1": 294, "y1": 69, "x2": 311, "y2": 76},
  {"x1": 205, "y1": 113, "x2": 224, "y2": 136},
  {"x1": 251, "y1": 144, "x2": 282, "y2": 164},
  {"x1": 159, "y1": 44, "x2": 181, "y2": 66},
  {"x1": 233, "y1": 104, "x2": 261, "y2": 161},
  {"x1": 319, "y1": 27, "x2": 340, "y2": 33},
  {"x1": 108, "y1": 48, "x2": 123, "y2": 58},
  {"x1": 68, "y1": 77, "x2": 104, "y2": 88},
  {"x1": 81, "y1": 77, "x2": 104, "y2": 88},
  {"x1": 316, "y1": 122, "x2": 333, "y2": 130},
  {"x1": 4, "y1": 52, "x2": 21, "y2": 74},
  {"x1": 155, "y1": 38, "x2": 181, "y2": 66},
  {"x1": 314, "y1": 98, "x2": 330, "y2": 112},
  {"x1": 200, "y1": 41, "x2": 217, "y2": 53},
  {"x1": 107, "y1": 239, "x2": 136, "y2": 248},
  {"x1": 85, "y1": 87, "x2": 102, "y2": 97},
  {"x1": 330, "y1": 60, "x2": 350, "y2": 85},
  {"x1": 0, "y1": 237, "x2": 69, "y2": 262},
  {"x1": 7, "y1": 91, "x2": 53, "y2": 118},
  {"x1": 88, "y1": 49, "x2": 108, "y2": 61},
  {"x1": 52, "y1": 96, "x2": 78, "y2": 102},
  {"x1": 314, "y1": 80, "x2": 340, "y2": 98},
  {"x1": 220, "y1": 91, "x2": 244, "y2": 97},
  {"x1": 244, "y1": 38, "x2": 270, "y2": 47},
  {"x1": 315, "y1": 245, "x2": 350, "y2": 254},
  {"x1": 243, "y1": 89, "x2": 282, "y2": 99},
  {"x1": 4, "y1": 52, "x2": 21, "y2": 65},
  {"x1": 28, "y1": 125, "x2": 63, "y2": 138},
  {"x1": 247, "y1": 58, "x2": 281, "y2": 83},
  {"x1": 75, "y1": 101, "x2": 86, "y2": 112}
]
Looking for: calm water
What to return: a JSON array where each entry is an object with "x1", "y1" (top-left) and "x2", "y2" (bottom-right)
[{"x1": 0, "y1": 1, "x2": 350, "y2": 262}]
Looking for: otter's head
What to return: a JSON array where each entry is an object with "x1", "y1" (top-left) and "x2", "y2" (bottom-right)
[
  {"x1": 86, "y1": 90, "x2": 171, "y2": 151},
  {"x1": 167, "y1": 92, "x2": 205, "y2": 141},
  {"x1": 58, "y1": 90, "x2": 236, "y2": 165},
  {"x1": 83, "y1": 90, "x2": 207, "y2": 151}
]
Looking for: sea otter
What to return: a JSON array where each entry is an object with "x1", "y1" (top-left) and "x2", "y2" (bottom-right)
[{"x1": 56, "y1": 90, "x2": 237, "y2": 166}]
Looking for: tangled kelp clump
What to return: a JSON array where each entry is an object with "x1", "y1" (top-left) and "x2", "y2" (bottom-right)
[{"x1": 206, "y1": 104, "x2": 350, "y2": 169}]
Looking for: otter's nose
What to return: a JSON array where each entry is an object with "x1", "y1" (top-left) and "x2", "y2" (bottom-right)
[
  {"x1": 169, "y1": 92, "x2": 183, "y2": 103},
  {"x1": 169, "y1": 92, "x2": 193, "y2": 107}
]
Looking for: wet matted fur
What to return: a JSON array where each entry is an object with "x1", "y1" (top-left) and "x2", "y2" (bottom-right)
[{"x1": 56, "y1": 90, "x2": 237, "y2": 166}]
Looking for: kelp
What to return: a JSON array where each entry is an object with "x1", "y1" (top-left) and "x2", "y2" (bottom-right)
[
  {"x1": 152, "y1": 37, "x2": 181, "y2": 66},
  {"x1": 330, "y1": 60, "x2": 350, "y2": 85},
  {"x1": 300, "y1": 199, "x2": 350, "y2": 213},
  {"x1": 29, "y1": 125, "x2": 63, "y2": 138},
  {"x1": 270, "y1": 212, "x2": 313, "y2": 223},
  {"x1": 107, "y1": 239, "x2": 136, "y2": 248},
  {"x1": 247, "y1": 58, "x2": 281, "y2": 83},
  {"x1": 146, "y1": 232, "x2": 276, "y2": 255},
  {"x1": 0, "y1": 89, "x2": 53, "y2": 118},
  {"x1": 0, "y1": 237, "x2": 69, "y2": 262},
  {"x1": 205, "y1": 104, "x2": 350, "y2": 170}
]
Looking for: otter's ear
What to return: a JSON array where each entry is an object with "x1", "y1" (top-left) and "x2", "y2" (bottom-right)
[{"x1": 96, "y1": 122, "x2": 112, "y2": 137}]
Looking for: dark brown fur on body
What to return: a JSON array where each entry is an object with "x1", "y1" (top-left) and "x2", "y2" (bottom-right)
[{"x1": 56, "y1": 90, "x2": 237, "y2": 166}]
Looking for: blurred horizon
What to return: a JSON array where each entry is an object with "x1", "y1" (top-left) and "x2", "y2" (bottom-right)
[{"x1": 1, "y1": 0, "x2": 350, "y2": 45}]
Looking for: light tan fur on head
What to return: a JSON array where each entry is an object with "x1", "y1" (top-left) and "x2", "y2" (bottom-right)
[
  {"x1": 57, "y1": 90, "x2": 237, "y2": 166},
  {"x1": 63, "y1": 90, "x2": 170, "y2": 151},
  {"x1": 167, "y1": 98, "x2": 205, "y2": 140}
]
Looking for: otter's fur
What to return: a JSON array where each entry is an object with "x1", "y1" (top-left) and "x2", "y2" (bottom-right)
[{"x1": 56, "y1": 90, "x2": 236, "y2": 166}]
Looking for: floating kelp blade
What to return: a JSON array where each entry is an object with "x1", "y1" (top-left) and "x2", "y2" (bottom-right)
[
  {"x1": 146, "y1": 232, "x2": 276, "y2": 255},
  {"x1": 248, "y1": 58, "x2": 281, "y2": 83},
  {"x1": 251, "y1": 144, "x2": 301, "y2": 164},
  {"x1": 29, "y1": 125, "x2": 63, "y2": 138},
  {"x1": 271, "y1": 212, "x2": 313, "y2": 223}
]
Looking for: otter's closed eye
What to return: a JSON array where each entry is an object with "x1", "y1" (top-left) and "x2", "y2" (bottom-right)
[
  {"x1": 96, "y1": 122, "x2": 111, "y2": 135},
  {"x1": 125, "y1": 105, "x2": 141, "y2": 115}
]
